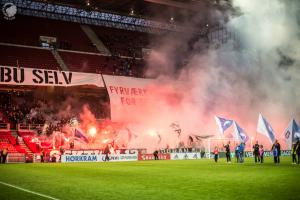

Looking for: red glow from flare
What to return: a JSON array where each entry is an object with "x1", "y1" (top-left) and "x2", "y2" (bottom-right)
[{"x1": 88, "y1": 127, "x2": 97, "y2": 137}]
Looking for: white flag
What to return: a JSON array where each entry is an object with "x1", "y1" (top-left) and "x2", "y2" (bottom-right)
[
  {"x1": 282, "y1": 119, "x2": 300, "y2": 149},
  {"x1": 256, "y1": 113, "x2": 276, "y2": 144}
]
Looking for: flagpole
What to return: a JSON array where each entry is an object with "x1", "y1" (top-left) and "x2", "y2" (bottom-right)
[{"x1": 254, "y1": 131, "x2": 258, "y2": 143}]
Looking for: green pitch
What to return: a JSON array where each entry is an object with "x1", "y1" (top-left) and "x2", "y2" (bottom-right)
[{"x1": 0, "y1": 157, "x2": 300, "y2": 200}]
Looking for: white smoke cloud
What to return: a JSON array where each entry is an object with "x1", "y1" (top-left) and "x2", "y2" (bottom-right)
[{"x1": 139, "y1": 0, "x2": 300, "y2": 149}]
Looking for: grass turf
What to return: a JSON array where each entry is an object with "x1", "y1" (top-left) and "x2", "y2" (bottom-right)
[{"x1": 0, "y1": 157, "x2": 299, "y2": 200}]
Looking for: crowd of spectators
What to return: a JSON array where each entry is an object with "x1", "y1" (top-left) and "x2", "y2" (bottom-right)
[
  {"x1": 96, "y1": 56, "x2": 146, "y2": 78},
  {"x1": 0, "y1": 90, "x2": 110, "y2": 133},
  {"x1": 95, "y1": 27, "x2": 151, "y2": 58}
]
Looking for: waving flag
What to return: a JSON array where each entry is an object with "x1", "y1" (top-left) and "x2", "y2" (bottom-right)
[
  {"x1": 233, "y1": 121, "x2": 249, "y2": 143},
  {"x1": 215, "y1": 116, "x2": 233, "y2": 136},
  {"x1": 256, "y1": 113, "x2": 276, "y2": 144},
  {"x1": 283, "y1": 119, "x2": 300, "y2": 149},
  {"x1": 74, "y1": 128, "x2": 89, "y2": 143}
]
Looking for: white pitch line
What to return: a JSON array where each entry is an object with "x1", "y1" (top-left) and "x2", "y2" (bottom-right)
[{"x1": 0, "y1": 181, "x2": 61, "y2": 200}]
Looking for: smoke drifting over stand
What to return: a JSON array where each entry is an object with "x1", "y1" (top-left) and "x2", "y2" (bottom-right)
[
  {"x1": 139, "y1": 0, "x2": 300, "y2": 149},
  {"x1": 12, "y1": 0, "x2": 300, "y2": 151}
]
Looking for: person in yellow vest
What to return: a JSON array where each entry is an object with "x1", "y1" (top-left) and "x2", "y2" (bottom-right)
[{"x1": 2, "y1": 148, "x2": 8, "y2": 164}]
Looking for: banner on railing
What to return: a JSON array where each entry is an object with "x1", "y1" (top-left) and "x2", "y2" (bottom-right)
[{"x1": 0, "y1": 66, "x2": 104, "y2": 87}]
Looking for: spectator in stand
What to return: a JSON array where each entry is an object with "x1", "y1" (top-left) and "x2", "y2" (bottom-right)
[
  {"x1": 223, "y1": 142, "x2": 231, "y2": 163},
  {"x1": 69, "y1": 141, "x2": 74, "y2": 149},
  {"x1": 213, "y1": 146, "x2": 219, "y2": 163},
  {"x1": 292, "y1": 142, "x2": 297, "y2": 164},
  {"x1": 259, "y1": 145, "x2": 264, "y2": 163},
  {"x1": 15, "y1": 135, "x2": 19, "y2": 145},
  {"x1": 2, "y1": 148, "x2": 8, "y2": 163},
  {"x1": 253, "y1": 141, "x2": 260, "y2": 163}
]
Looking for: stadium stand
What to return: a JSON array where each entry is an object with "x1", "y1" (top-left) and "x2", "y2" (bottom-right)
[
  {"x1": 0, "y1": 14, "x2": 148, "y2": 76},
  {"x1": 18, "y1": 131, "x2": 40, "y2": 153},
  {"x1": 92, "y1": 26, "x2": 151, "y2": 58},
  {"x1": 0, "y1": 5, "x2": 153, "y2": 155},
  {"x1": 0, "y1": 131, "x2": 26, "y2": 153},
  {"x1": 0, "y1": 16, "x2": 97, "y2": 52},
  {"x1": 0, "y1": 44, "x2": 60, "y2": 70},
  {"x1": 58, "y1": 50, "x2": 108, "y2": 73}
]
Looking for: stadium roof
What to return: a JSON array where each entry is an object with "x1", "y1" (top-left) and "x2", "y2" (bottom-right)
[{"x1": 38, "y1": 0, "x2": 232, "y2": 25}]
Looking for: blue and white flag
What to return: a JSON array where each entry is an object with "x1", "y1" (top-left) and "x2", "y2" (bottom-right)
[
  {"x1": 233, "y1": 121, "x2": 249, "y2": 143},
  {"x1": 256, "y1": 113, "x2": 276, "y2": 144},
  {"x1": 282, "y1": 119, "x2": 300, "y2": 149},
  {"x1": 215, "y1": 116, "x2": 233, "y2": 136},
  {"x1": 74, "y1": 128, "x2": 89, "y2": 143}
]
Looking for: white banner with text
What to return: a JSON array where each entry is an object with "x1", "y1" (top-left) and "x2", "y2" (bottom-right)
[
  {"x1": 102, "y1": 75, "x2": 154, "y2": 121},
  {"x1": 0, "y1": 66, "x2": 104, "y2": 87}
]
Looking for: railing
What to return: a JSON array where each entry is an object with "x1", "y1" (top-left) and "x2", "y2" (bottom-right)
[
  {"x1": 0, "y1": 123, "x2": 10, "y2": 131},
  {"x1": 17, "y1": 123, "x2": 43, "y2": 132}
]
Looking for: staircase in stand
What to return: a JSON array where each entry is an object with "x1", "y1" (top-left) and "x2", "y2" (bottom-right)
[
  {"x1": 19, "y1": 140, "x2": 34, "y2": 158},
  {"x1": 11, "y1": 131, "x2": 34, "y2": 159},
  {"x1": 81, "y1": 24, "x2": 111, "y2": 55},
  {"x1": 51, "y1": 49, "x2": 69, "y2": 71}
]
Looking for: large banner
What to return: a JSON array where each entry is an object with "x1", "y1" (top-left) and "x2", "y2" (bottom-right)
[
  {"x1": 102, "y1": 75, "x2": 153, "y2": 121},
  {"x1": 61, "y1": 153, "x2": 138, "y2": 163},
  {"x1": 63, "y1": 149, "x2": 138, "y2": 155},
  {"x1": 207, "y1": 150, "x2": 292, "y2": 159},
  {"x1": 0, "y1": 66, "x2": 104, "y2": 87}
]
